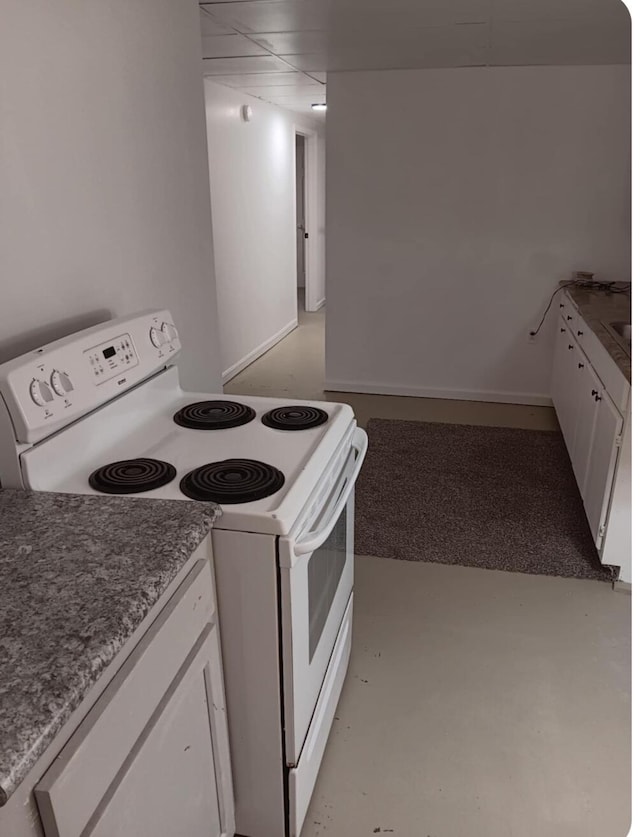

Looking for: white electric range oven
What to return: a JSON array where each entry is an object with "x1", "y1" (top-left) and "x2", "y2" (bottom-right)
[{"x1": 0, "y1": 309, "x2": 367, "y2": 837}]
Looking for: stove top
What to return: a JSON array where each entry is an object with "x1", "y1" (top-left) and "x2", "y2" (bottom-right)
[
  {"x1": 0, "y1": 310, "x2": 358, "y2": 536},
  {"x1": 19, "y1": 368, "x2": 356, "y2": 535}
]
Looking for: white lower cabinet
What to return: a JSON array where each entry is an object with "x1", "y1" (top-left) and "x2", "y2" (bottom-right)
[
  {"x1": 34, "y1": 555, "x2": 234, "y2": 837},
  {"x1": 550, "y1": 294, "x2": 630, "y2": 580},
  {"x1": 583, "y1": 389, "x2": 623, "y2": 547}
]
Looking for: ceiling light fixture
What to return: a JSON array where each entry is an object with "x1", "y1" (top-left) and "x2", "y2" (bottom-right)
[{"x1": 311, "y1": 103, "x2": 327, "y2": 112}]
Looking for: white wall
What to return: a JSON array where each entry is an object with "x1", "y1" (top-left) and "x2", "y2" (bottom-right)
[
  {"x1": 325, "y1": 66, "x2": 630, "y2": 404},
  {"x1": 204, "y1": 80, "x2": 325, "y2": 381},
  {"x1": 0, "y1": 0, "x2": 221, "y2": 390}
]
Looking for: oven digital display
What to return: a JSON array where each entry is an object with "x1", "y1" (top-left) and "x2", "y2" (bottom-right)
[{"x1": 103, "y1": 346, "x2": 116, "y2": 360}]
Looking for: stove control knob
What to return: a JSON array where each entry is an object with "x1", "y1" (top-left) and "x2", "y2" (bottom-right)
[
  {"x1": 50, "y1": 370, "x2": 74, "y2": 396},
  {"x1": 149, "y1": 327, "x2": 165, "y2": 348},
  {"x1": 161, "y1": 321, "x2": 178, "y2": 343},
  {"x1": 29, "y1": 378, "x2": 54, "y2": 407}
]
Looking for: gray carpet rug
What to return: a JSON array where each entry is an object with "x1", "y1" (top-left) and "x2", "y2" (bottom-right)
[{"x1": 355, "y1": 419, "x2": 617, "y2": 582}]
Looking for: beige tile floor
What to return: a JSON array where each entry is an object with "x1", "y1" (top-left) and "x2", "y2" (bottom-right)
[
  {"x1": 307, "y1": 558, "x2": 630, "y2": 837},
  {"x1": 225, "y1": 299, "x2": 631, "y2": 837}
]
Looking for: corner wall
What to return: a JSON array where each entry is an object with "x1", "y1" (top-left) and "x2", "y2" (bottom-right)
[
  {"x1": 0, "y1": 0, "x2": 222, "y2": 390},
  {"x1": 325, "y1": 65, "x2": 630, "y2": 404},
  {"x1": 204, "y1": 80, "x2": 325, "y2": 382}
]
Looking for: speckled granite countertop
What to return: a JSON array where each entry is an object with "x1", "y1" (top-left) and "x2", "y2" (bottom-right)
[
  {"x1": 566, "y1": 285, "x2": 631, "y2": 383},
  {"x1": 0, "y1": 490, "x2": 221, "y2": 806}
]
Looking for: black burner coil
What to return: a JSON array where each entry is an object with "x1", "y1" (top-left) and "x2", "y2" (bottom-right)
[
  {"x1": 261, "y1": 406, "x2": 329, "y2": 431},
  {"x1": 180, "y1": 459, "x2": 285, "y2": 504},
  {"x1": 173, "y1": 401, "x2": 256, "y2": 430},
  {"x1": 89, "y1": 458, "x2": 176, "y2": 494}
]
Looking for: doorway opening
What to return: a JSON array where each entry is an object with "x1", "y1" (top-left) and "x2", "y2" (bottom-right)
[
  {"x1": 223, "y1": 124, "x2": 327, "y2": 400},
  {"x1": 295, "y1": 132, "x2": 308, "y2": 313},
  {"x1": 294, "y1": 127, "x2": 324, "y2": 314}
]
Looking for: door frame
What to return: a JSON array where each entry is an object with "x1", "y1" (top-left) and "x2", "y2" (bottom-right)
[{"x1": 293, "y1": 125, "x2": 324, "y2": 312}]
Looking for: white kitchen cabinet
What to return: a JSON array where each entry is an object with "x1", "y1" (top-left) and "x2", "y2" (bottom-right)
[
  {"x1": 81, "y1": 625, "x2": 225, "y2": 837},
  {"x1": 583, "y1": 388, "x2": 623, "y2": 547},
  {"x1": 34, "y1": 555, "x2": 235, "y2": 837},
  {"x1": 550, "y1": 292, "x2": 631, "y2": 581}
]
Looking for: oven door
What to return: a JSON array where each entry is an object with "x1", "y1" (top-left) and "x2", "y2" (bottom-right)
[{"x1": 278, "y1": 427, "x2": 367, "y2": 767}]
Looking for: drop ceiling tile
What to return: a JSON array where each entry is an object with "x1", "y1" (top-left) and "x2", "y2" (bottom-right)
[
  {"x1": 286, "y1": 48, "x2": 484, "y2": 72},
  {"x1": 252, "y1": 30, "x2": 329, "y2": 54},
  {"x1": 489, "y1": 17, "x2": 631, "y2": 65},
  {"x1": 201, "y1": 34, "x2": 270, "y2": 58},
  {"x1": 267, "y1": 92, "x2": 326, "y2": 102},
  {"x1": 306, "y1": 70, "x2": 327, "y2": 82},
  {"x1": 199, "y1": 8, "x2": 237, "y2": 36},
  {"x1": 489, "y1": 0, "x2": 630, "y2": 23},
  {"x1": 211, "y1": 71, "x2": 318, "y2": 87},
  {"x1": 330, "y1": 0, "x2": 490, "y2": 30},
  {"x1": 330, "y1": 21, "x2": 488, "y2": 51},
  {"x1": 202, "y1": 55, "x2": 296, "y2": 75},
  {"x1": 280, "y1": 54, "x2": 329, "y2": 72},
  {"x1": 200, "y1": 1, "x2": 329, "y2": 34},
  {"x1": 240, "y1": 83, "x2": 323, "y2": 97},
  {"x1": 284, "y1": 24, "x2": 488, "y2": 71}
]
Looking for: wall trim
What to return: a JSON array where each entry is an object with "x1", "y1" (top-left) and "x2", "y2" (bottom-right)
[
  {"x1": 309, "y1": 297, "x2": 325, "y2": 312},
  {"x1": 324, "y1": 379, "x2": 553, "y2": 407},
  {"x1": 223, "y1": 318, "x2": 298, "y2": 383}
]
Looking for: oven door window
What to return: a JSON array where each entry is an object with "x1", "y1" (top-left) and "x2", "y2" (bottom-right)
[{"x1": 307, "y1": 505, "x2": 347, "y2": 663}]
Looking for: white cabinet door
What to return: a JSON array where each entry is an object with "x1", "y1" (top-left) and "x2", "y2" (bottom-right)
[
  {"x1": 583, "y1": 388, "x2": 623, "y2": 548},
  {"x1": 36, "y1": 617, "x2": 234, "y2": 837},
  {"x1": 551, "y1": 319, "x2": 579, "y2": 456},
  {"x1": 89, "y1": 624, "x2": 229, "y2": 837},
  {"x1": 571, "y1": 345, "x2": 599, "y2": 499}
]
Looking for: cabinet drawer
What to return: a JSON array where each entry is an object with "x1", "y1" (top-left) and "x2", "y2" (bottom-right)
[{"x1": 35, "y1": 557, "x2": 216, "y2": 837}]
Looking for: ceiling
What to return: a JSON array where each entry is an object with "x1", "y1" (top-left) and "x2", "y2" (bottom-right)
[{"x1": 199, "y1": 0, "x2": 630, "y2": 117}]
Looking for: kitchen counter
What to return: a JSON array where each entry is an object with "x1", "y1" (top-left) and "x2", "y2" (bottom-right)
[
  {"x1": 566, "y1": 285, "x2": 631, "y2": 383},
  {"x1": 0, "y1": 490, "x2": 220, "y2": 806}
]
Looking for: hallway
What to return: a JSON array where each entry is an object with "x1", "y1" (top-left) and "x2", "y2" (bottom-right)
[{"x1": 225, "y1": 294, "x2": 325, "y2": 402}]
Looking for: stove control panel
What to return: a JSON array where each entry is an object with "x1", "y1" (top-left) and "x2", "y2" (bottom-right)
[
  {"x1": 0, "y1": 309, "x2": 181, "y2": 444},
  {"x1": 84, "y1": 333, "x2": 139, "y2": 385}
]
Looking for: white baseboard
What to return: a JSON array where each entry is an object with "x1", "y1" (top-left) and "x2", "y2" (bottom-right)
[
  {"x1": 324, "y1": 379, "x2": 553, "y2": 407},
  {"x1": 309, "y1": 297, "x2": 325, "y2": 312},
  {"x1": 223, "y1": 318, "x2": 297, "y2": 383}
]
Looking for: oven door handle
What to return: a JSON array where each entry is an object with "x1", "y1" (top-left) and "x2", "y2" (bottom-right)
[{"x1": 292, "y1": 427, "x2": 368, "y2": 556}]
